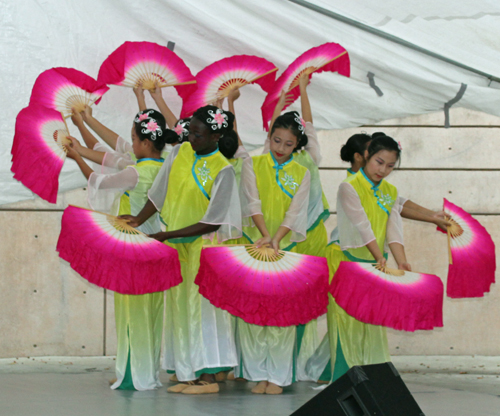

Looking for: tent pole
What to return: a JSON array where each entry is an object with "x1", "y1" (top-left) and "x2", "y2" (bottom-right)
[{"x1": 289, "y1": 0, "x2": 500, "y2": 84}]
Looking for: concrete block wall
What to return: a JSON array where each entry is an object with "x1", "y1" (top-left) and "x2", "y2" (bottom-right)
[{"x1": 1, "y1": 107, "x2": 498, "y2": 358}]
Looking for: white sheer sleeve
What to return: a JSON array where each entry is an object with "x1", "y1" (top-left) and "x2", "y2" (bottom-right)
[
  {"x1": 87, "y1": 167, "x2": 139, "y2": 214},
  {"x1": 262, "y1": 136, "x2": 271, "y2": 154},
  {"x1": 233, "y1": 145, "x2": 250, "y2": 159},
  {"x1": 240, "y1": 157, "x2": 262, "y2": 224},
  {"x1": 147, "y1": 144, "x2": 180, "y2": 212},
  {"x1": 200, "y1": 166, "x2": 242, "y2": 242},
  {"x1": 93, "y1": 142, "x2": 112, "y2": 153},
  {"x1": 386, "y1": 194, "x2": 405, "y2": 248},
  {"x1": 89, "y1": 143, "x2": 111, "y2": 173},
  {"x1": 337, "y1": 182, "x2": 376, "y2": 250},
  {"x1": 304, "y1": 122, "x2": 321, "y2": 166},
  {"x1": 101, "y1": 152, "x2": 135, "y2": 173},
  {"x1": 281, "y1": 170, "x2": 310, "y2": 242},
  {"x1": 115, "y1": 136, "x2": 133, "y2": 155},
  {"x1": 397, "y1": 195, "x2": 408, "y2": 214},
  {"x1": 101, "y1": 136, "x2": 135, "y2": 173}
]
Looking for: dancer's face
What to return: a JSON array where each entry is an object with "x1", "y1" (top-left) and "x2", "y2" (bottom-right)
[
  {"x1": 269, "y1": 128, "x2": 297, "y2": 165},
  {"x1": 188, "y1": 117, "x2": 219, "y2": 155},
  {"x1": 363, "y1": 149, "x2": 398, "y2": 184}
]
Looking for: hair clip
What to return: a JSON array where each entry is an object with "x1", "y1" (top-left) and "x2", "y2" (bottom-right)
[
  {"x1": 207, "y1": 109, "x2": 228, "y2": 131},
  {"x1": 294, "y1": 115, "x2": 306, "y2": 132},
  {"x1": 397, "y1": 141, "x2": 403, "y2": 151},
  {"x1": 135, "y1": 110, "x2": 155, "y2": 123},
  {"x1": 141, "y1": 119, "x2": 162, "y2": 140}
]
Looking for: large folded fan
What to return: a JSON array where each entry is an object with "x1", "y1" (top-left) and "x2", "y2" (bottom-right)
[
  {"x1": 57, "y1": 205, "x2": 182, "y2": 295},
  {"x1": 261, "y1": 42, "x2": 350, "y2": 130},
  {"x1": 180, "y1": 55, "x2": 277, "y2": 117},
  {"x1": 30, "y1": 67, "x2": 109, "y2": 118},
  {"x1": 441, "y1": 198, "x2": 496, "y2": 298},
  {"x1": 11, "y1": 104, "x2": 71, "y2": 203},
  {"x1": 330, "y1": 262, "x2": 444, "y2": 332},
  {"x1": 98, "y1": 41, "x2": 196, "y2": 100},
  {"x1": 195, "y1": 245, "x2": 329, "y2": 327}
]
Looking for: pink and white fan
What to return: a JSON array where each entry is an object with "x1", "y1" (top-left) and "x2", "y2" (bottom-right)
[
  {"x1": 440, "y1": 199, "x2": 496, "y2": 298},
  {"x1": 330, "y1": 262, "x2": 444, "y2": 332},
  {"x1": 195, "y1": 245, "x2": 329, "y2": 327},
  {"x1": 29, "y1": 67, "x2": 109, "y2": 118},
  {"x1": 98, "y1": 41, "x2": 196, "y2": 100},
  {"x1": 180, "y1": 55, "x2": 277, "y2": 118},
  {"x1": 57, "y1": 205, "x2": 183, "y2": 295},
  {"x1": 11, "y1": 104, "x2": 71, "y2": 203},
  {"x1": 261, "y1": 42, "x2": 350, "y2": 130}
]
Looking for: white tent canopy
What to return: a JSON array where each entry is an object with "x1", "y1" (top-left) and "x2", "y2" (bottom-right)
[{"x1": 2, "y1": 0, "x2": 500, "y2": 205}]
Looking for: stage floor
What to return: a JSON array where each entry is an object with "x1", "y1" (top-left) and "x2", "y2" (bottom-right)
[{"x1": 1, "y1": 357, "x2": 499, "y2": 416}]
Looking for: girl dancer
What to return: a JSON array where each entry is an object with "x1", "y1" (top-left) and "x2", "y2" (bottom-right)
[
  {"x1": 263, "y1": 74, "x2": 328, "y2": 381},
  {"x1": 327, "y1": 134, "x2": 410, "y2": 381},
  {"x1": 65, "y1": 109, "x2": 175, "y2": 390},
  {"x1": 121, "y1": 105, "x2": 241, "y2": 395},
  {"x1": 237, "y1": 109, "x2": 310, "y2": 395},
  {"x1": 307, "y1": 132, "x2": 450, "y2": 383}
]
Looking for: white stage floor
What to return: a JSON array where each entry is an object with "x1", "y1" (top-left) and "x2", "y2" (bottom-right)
[{"x1": 1, "y1": 356, "x2": 499, "y2": 416}]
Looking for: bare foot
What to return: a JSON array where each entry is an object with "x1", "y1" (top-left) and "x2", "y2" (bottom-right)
[
  {"x1": 167, "y1": 381, "x2": 196, "y2": 393},
  {"x1": 215, "y1": 371, "x2": 228, "y2": 382},
  {"x1": 265, "y1": 382, "x2": 283, "y2": 395},
  {"x1": 181, "y1": 381, "x2": 219, "y2": 394},
  {"x1": 251, "y1": 380, "x2": 268, "y2": 394}
]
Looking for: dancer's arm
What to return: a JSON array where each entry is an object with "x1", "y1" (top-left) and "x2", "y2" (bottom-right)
[
  {"x1": 119, "y1": 200, "x2": 158, "y2": 227},
  {"x1": 71, "y1": 109, "x2": 99, "y2": 149},
  {"x1": 64, "y1": 138, "x2": 94, "y2": 179},
  {"x1": 227, "y1": 88, "x2": 240, "y2": 137},
  {"x1": 401, "y1": 205, "x2": 450, "y2": 231},
  {"x1": 299, "y1": 73, "x2": 312, "y2": 124},
  {"x1": 150, "y1": 85, "x2": 178, "y2": 129},
  {"x1": 81, "y1": 105, "x2": 119, "y2": 150},
  {"x1": 389, "y1": 243, "x2": 411, "y2": 271},
  {"x1": 134, "y1": 85, "x2": 147, "y2": 112},
  {"x1": 269, "y1": 89, "x2": 287, "y2": 136},
  {"x1": 67, "y1": 136, "x2": 104, "y2": 165},
  {"x1": 150, "y1": 223, "x2": 220, "y2": 242}
]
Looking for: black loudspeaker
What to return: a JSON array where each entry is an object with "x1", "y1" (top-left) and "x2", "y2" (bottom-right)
[{"x1": 291, "y1": 362, "x2": 425, "y2": 416}]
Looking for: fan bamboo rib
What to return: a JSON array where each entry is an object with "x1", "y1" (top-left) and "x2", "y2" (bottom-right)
[
  {"x1": 286, "y1": 51, "x2": 347, "y2": 91},
  {"x1": 123, "y1": 61, "x2": 197, "y2": 89}
]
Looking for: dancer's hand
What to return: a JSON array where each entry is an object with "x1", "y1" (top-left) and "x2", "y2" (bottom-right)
[
  {"x1": 118, "y1": 215, "x2": 140, "y2": 228},
  {"x1": 63, "y1": 138, "x2": 79, "y2": 160},
  {"x1": 81, "y1": 105, "x2": 93, "y2": 122},
  {"x1": 228, "y1": 87, "x2": 240, "y2": 103},
  {"x1": 398, "y1": 262, "x2": 412, "y2": 272},
  {"x1": 71, "y1": 108, "x2": 84, "y2": 126},
  {"x1": 434, "y1": 217, "x2": 451, "y2": 232},
  {"x1": 255, "y1": 235, "x2": 272, "y2": 248},
  {"x1": 298, "y1": 72, "x2": 309, "y2": 90},
  {"x1": 133, "y1": 84, "x2": 145, "y2": 99},
  {"x1": 376, "y1": 257, "x2": 387, "y2": 268},
  {"x1": 432, "y1": 211, "x2": 450, "y2": 232},
  {"x1": 149, "y1": 83, "x2": 162, "y2": 101},
  {"x1": 270, "y1": 237, "x2": 280, "y2": 255},
  {"x1": 148, "y1": 231, "x2": 169, "y2": 242},
  {"x1": 432, "y1": 210, "x2": 446, "y2": 219},
  {"x1": 277, "y1": 89, "x2": 287, "y2": 109},
  {"x1": 68, "y1": 136, "x2": 83, "y2": 153}
]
